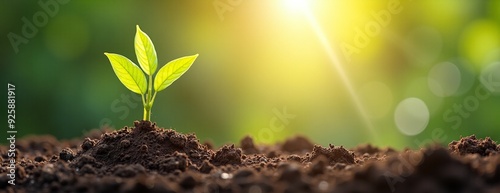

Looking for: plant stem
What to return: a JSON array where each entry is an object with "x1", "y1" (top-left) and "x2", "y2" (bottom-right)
[
  {"x1": 143, "y1": 74, "x2": 154, "y2": 121},
  {"x1": 142, "y1": 94, "x2": 148, "y2": 121},
  {"x1": 150, "y1": 92, "x2": 157, "y2": 106},
  {"x1": 143, "y1": 105, "x2": 151, "y2": 121}
]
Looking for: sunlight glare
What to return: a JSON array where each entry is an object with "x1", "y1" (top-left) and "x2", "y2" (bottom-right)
[{"x1": 284, "y1": 0, "x2": 309, "y2": 13}]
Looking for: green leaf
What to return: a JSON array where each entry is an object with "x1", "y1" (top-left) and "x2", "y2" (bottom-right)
[
  {"x1": 154, "y1": 54, "x2": 198, "y2": 92},
  {"x1": 134, "y1": 25, "x2": 158, "y2": 75},
  {"x1": 104, "y1": 53, "x2": 147, "y2": 94}
]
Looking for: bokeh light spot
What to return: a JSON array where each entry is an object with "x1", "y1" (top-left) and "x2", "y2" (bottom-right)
[
  {"x1": 460, "y1": 20, "x2": 500, "y2": 70},
  {"x1": 394, "y1": 98, "x2": 429, "y2": 136},
  {"x1": 428, "y1": 62, "x2": 461, "y2": 97}
]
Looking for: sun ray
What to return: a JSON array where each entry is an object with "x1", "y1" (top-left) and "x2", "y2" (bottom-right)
[{"x1": 286, "y1": 1, "x2": 379, "y2": 141}]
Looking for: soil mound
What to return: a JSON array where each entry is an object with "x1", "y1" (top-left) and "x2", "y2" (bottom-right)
[
  {"x1": 72, "y1": 121, "x2": 214, "y2": 174},
  {"x1": 308, "y1": 144, "x2": 355, "y2": 164},
  {"x1": 449, "y1": 135, "x2": 500, "y2": 156}
]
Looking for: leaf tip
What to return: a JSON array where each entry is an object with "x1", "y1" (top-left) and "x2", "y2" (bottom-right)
[
  {"x1": 136, "y1": 25, "x2": 143, "y2": 34},
  {"x1": 104, "y1": 52, "x2": 113, "y2": 58}
]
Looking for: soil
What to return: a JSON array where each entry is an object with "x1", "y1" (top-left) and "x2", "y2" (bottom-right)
[{"x1": 1, "y1": 121, "x2": 500, "y2": 193}]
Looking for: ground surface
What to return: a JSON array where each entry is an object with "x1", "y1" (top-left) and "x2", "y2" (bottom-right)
[{"x1": 1, "y1": 121, "x2": 500, "y2": 193}]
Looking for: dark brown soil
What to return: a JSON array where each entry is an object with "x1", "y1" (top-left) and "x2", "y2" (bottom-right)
[{"x1": 1, "y1": 121, "x2": 500, "y2": 193}]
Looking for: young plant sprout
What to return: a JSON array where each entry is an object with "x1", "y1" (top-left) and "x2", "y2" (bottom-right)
[{"x1": 104, "y1": 25, "x2": 198, "y2": 121}]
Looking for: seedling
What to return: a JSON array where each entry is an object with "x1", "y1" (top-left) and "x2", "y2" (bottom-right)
[{"x1": 104, "y1": 25, "x2": 198, "y2": 121}]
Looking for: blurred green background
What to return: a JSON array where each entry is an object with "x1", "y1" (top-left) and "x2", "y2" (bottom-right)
[{"x1": 1, "y1": 0, "x2": 500, "y2": 149}]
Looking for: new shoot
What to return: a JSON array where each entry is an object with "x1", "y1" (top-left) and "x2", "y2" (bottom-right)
[{"x1": 105, "y1": 25, "x2": 198, "y2": 121}]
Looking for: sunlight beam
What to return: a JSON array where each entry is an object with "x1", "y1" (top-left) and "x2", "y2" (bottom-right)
[{"x1": 297, "y1": 5, "x2": 379, "y2": 141}]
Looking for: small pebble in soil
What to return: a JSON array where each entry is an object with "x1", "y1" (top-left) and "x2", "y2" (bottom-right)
[{"x1": 221, "y1": 172, "x2": 233, "y2": 180}]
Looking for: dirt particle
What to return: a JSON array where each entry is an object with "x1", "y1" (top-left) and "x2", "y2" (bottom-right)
[
  {"x1": 81, "y1": 138, "x2": 96, "y2": 151},
  {"x1": 120, "y1": 139, "x2": 130, "y2": 148},
  {"x1": 34, "y1": 156, "x2": 46, "y2": 162},
  {"x1": 59, "y1": 148, "x2": 75, "y2": 161},
  {"x1": 49, "y1": 155, "x2": 58, "y2": 162},
  {"x1": 139, "y1": 144, "x2": 148, "y2": 153}
]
